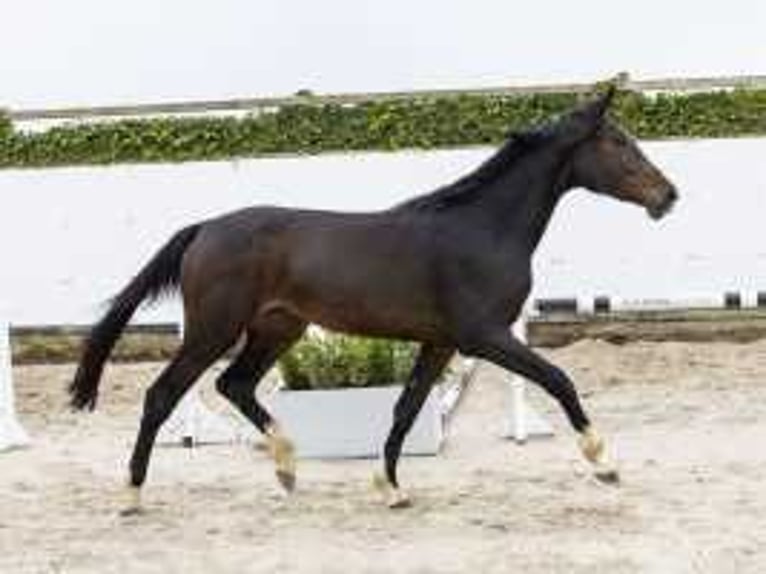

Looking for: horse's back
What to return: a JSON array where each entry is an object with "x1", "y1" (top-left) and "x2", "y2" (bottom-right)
[{"x1": 182, "y1": 204, "x2": 446, "y2": 338}]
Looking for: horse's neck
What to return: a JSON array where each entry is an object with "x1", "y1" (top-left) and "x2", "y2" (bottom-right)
[{"x1": 475, "y1": 156, "x2": 568, "y2": 254}]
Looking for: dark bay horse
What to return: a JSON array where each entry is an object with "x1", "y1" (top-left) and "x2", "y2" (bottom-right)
[{"x1": 70, "y1": 89, "x2": 677, "y2": 512}]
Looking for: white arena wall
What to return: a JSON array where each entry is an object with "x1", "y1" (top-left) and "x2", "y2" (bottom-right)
[{"x1": 1, "y1": 137, "x2": 765, "y2": 326}]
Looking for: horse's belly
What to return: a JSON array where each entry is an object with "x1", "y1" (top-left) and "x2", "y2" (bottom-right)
[{"x1": 285, "y1": 276, "x2": 444, "y2": 340}]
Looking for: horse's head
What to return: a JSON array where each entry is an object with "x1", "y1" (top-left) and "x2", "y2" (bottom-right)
[{"x1": 561, "y1": 89, "x2": 678, "y2": 219}]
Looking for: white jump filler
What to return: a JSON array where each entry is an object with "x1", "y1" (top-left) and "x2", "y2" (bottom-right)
[{"x1": 0, "y1": 318, "x2": 30, "y2": 451}]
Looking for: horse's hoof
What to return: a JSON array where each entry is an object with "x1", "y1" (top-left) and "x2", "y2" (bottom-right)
[
  {"x1": 372, "y1": 472, "x2": 411, "y2": 509},
  {"x1": 119, "y1": 505, "x2": 144, "y2": 517},
  {"x1": 266, "y1": 426, "x2": 296, "y2": 494},
  {"x1": 119, "y1": 485, "x2": 143, "y2": 516},
  {"x1": 595, "y1": 468, "x2": 621, "y2": 485},
  {"x1": 387, "y1": 491, "x2": 412, "y2": 510},
  {"x1": 276, "y1": 469, "x2": 296, "y2": 493}
]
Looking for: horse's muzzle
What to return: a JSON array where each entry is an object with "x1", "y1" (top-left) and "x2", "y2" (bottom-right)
[{"x1": 647, "y1": 186, "x2": 678, "y2": 220}]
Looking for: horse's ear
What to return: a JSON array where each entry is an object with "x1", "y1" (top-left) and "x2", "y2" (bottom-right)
[
  {"x1": 578, "y1": 83, "x2": 616, "y2": 125},
  {"x1": 590, "y1": 83, "x2": 616, "y2": 118},
  {"x1": 558, "y1": 85, "x2": 615, "y2": 146}
]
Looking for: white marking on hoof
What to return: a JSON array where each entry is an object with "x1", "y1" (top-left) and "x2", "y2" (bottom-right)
[
  {"x1": 120, "y1": 485, "x2": 143, "y2": 516},
  {"x1": 578, "y1": 427, "x2": 620, "y2": 485},
  {"x1": 578, "y1": 427, "x2": 605, "y2": 464},
  {"x1": 387, "y1": 489, "x2": 412, "y2": 509},
  {"x1": 266, "y1": 425, "x2": 296, "y2": 493},
  {"x1": 372, "y1": 472, "x2": 412, "y2": 509}
]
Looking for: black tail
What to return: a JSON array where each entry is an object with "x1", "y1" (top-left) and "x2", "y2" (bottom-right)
[{"x1": 69, "y1": 224, "x2": 201, "y2": 410}]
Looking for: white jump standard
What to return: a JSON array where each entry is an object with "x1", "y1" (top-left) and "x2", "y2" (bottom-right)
[{"x1": 0, "y1": 319, "x2": 30, "y2": 452}]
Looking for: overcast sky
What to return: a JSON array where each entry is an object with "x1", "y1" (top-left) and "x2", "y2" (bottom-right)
[{"x1": 2, "y1": 0, "x2": 765, "y2": 109}]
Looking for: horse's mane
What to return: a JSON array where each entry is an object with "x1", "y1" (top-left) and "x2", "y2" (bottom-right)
[{"x1": 394, "y1": 124, "x2": 554, "y2": 212}]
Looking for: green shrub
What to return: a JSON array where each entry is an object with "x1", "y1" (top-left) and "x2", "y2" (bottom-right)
[{"x1": 277, "y1": 333, "x2": 418, "y2": 390}]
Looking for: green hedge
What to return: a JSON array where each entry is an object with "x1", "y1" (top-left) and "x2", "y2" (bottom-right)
[
  {"x1": 0, "y1": 113, "x2": 11, "y2": 140},
  {"x1": 2, "y1": 89, "x2": 766, "y2": 168}
]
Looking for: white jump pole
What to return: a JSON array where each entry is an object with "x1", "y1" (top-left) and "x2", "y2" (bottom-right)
[
  {"x1": 506, "y1": 314, "x2": 554, "y2": 443},
  {"x1": 510, "y1": 320, "x2": 528, "y2": 442},
  {"x1": 0, "y1": 317, "x2": 30, "y2": 451}
]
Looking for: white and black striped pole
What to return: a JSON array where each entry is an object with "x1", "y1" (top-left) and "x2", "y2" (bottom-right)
[{"x1": 533, "y1": 291, "x2": 766, "y2": 315}]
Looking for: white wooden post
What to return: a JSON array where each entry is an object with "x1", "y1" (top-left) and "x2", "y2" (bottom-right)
[
  {"x1": 505, "y1": 315, "x2": 554, "y2": 443},
  {"x1": 0, "y1": 318, "x2": 30, "y2": 451}
]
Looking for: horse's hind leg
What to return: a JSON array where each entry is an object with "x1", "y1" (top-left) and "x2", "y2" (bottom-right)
[
  {"x1": 374, "y1": 344, "x2": 454, "y2": 508},
  {"x1": 124, "y1": 304, "x2": 242, "y2": 515},
  {"x1": 215, "y1": 314, "x2": 307, "y2": 492}
]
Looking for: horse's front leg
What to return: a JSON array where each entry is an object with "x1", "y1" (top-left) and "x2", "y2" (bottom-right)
[
  {"x1": 374, "y1": 344, "x2": 454, "y2": 508},
  {"x1": 458, "y1": 326, "x2": 619, "y2": 484}
]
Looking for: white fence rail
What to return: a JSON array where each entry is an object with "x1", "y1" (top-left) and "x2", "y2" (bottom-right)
[{"x1": 7, "y1": 74, "x2": 766, "y2": 124}]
